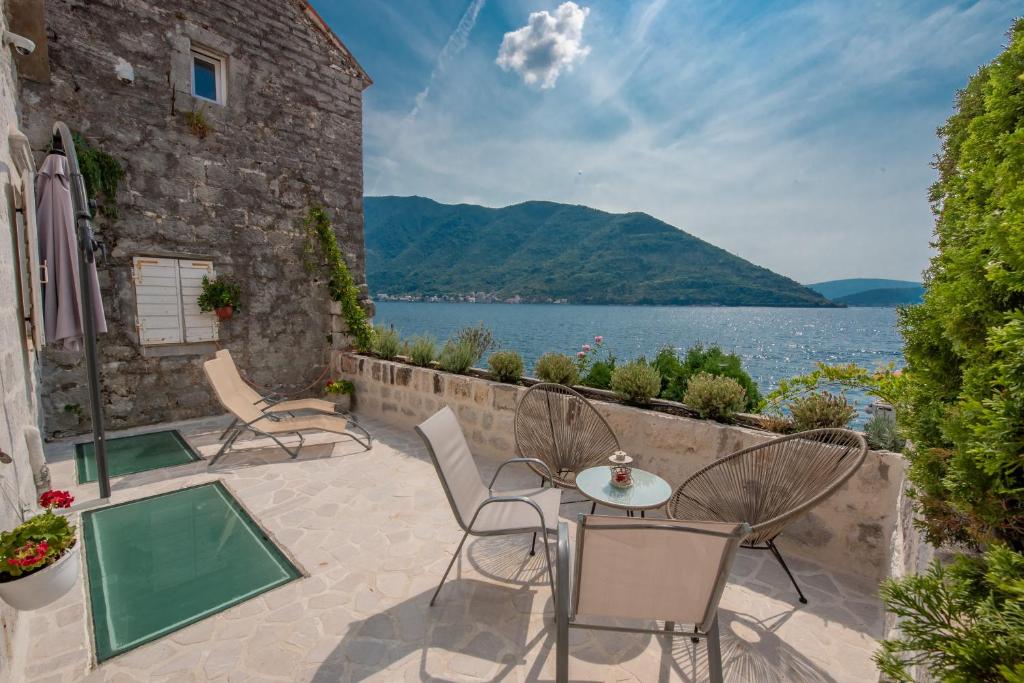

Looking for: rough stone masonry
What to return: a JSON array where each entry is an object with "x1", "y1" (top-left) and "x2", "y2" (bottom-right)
[{"x1": 16, "y1": 0, "x2": 372, "y2": 437}]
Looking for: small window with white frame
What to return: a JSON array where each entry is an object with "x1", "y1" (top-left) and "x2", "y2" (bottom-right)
[{"x1": 191, "y1": 46, "x2": 226, "y2": 104}]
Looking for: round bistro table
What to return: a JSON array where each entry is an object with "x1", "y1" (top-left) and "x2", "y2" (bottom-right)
[{"x1": 575, "y1": 466, "x2": 672, "y2": 517}]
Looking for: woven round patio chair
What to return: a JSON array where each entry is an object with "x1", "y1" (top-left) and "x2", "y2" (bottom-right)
[
  {"x1": 514, "y1": 383, "x2": 620, "y2": 490},
  {"x1": 667, "y1": 428, "x2": 868, "y2": 604}
]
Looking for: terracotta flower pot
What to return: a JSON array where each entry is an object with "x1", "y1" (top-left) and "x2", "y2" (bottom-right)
[
  {"x1": 0, "y1": 541, "x2": 80, "y2": 611},
  {"x1": 214, "y1": 305, "x2": 233, "y2": 320}
]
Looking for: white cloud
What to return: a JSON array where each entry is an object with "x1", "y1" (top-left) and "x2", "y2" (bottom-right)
[{"x1": 496, "y1": 2, "x2": 590, "y2": 89}]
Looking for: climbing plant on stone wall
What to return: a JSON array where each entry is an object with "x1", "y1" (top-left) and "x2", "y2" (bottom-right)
[
  {"x1": 73, "y1": 132, "x2": 124, "y2": 218},
  {"x1": 301, "y1": 205, "x2": 372, "y2": 352}
]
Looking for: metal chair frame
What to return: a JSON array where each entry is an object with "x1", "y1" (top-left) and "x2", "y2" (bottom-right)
[
  {"x1": 668, "y1": 428, "x2": 868, "y2": 604},
  {"x1": 415, "y1": 422, "x2": 559, "y2": 606},
  {"x1": 514, "y1": 383, "x2": 620, "y2": 495},
  {"x1": 555, "y1": 517, "x2": 751, "y2": 683}
]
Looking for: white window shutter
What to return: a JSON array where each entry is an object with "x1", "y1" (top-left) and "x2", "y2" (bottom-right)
[
  {"x1": 133, "y1": 257, "x2": 183, "y2": 345},
  {"x1": 179, "y1": 260, "x2": 218, "y2": 342}
]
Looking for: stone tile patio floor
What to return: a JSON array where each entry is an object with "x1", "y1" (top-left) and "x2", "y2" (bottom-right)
[{"x1": 15, "y1": 414, "x2": 885, "y2": 682}]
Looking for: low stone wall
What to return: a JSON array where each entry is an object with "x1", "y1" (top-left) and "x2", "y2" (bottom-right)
[{"x1": 335, "y1": 352, "x2": 906, "y2": 584}]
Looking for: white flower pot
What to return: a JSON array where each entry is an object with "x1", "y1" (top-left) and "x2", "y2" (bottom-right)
[
  {"x1": 330, "y1": 394, "x2": 351, "y2": 412},
  {"x1": 0, "y1": 541, "x2": 80, "y2": 611}
]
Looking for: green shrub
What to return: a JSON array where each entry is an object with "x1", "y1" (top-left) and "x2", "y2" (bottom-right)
[
  {"x1": 371, "y1": 325, "x2": 401, "y2": 360},
  {"x1": 534, "y1": 353, "x2": 580, "y2": 386},
  {"x1": 682, "y1": 372, "x2": 746, "y2": 421},
  {"x1": 582, "y1": 360, "x2": 615, "y2": 390},
  {"x1": 877, "y1": 22, "x2": 1024, "y2": 680},
  {"x1": 876, "y1": 546, "x2": 1024, "y2": 682},
  {"x1": 323, "y1": 379, "x2": 354, "y2": 396},
  {"x1": 864, "y1": 413, "x2": 905, "y2": 452},
  {"x1": 654, "y1": 345, "x2": 762, "y2": 411},
  {"x1": 407, "y1": 336, "x2": 437, "y2": 367},
  {"x1": 438, "y1": 339, "x2": 477, "y2": 374},
  {"x1": 197, "y1": 275, "x2": 241, "y2": 312},
  {"x1": 610, "y1": 360, "x2": 662, "y2": 404},
  {"x1": 760, "y1": 413, "x2": 795, "y2": 434},
  {"x1": 488, "y1": 350, "x2": 524, "y2": 384},
  {"x1": 453, "y1": 323, "x2": 495, "y2": 365},
  {"x1": 788, "y1": 391, "x2": 855, "y2": 431}
]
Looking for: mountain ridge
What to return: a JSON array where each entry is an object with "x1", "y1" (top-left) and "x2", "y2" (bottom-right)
[{"x1": 364, "y1": 196, "x2": 836, "y2": 307}]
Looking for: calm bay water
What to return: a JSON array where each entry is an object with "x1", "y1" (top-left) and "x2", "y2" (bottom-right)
[{"x1": 374, "y1": 302, "x2": 904, "y2": 421}]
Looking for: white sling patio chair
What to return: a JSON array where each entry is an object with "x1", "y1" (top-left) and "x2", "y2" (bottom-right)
[
  {"x1": 212, "y1": 349, "x2": 370, "y2": 445},
  {"x1": 415, "y1": 406, "x2": 562, "y2": 606},
  {"x1": 555, "y1": 516, "x2": 751, "y2": 683},
  {"x1": 204, "y1": 355, "x2": 370, "y2": 466}
]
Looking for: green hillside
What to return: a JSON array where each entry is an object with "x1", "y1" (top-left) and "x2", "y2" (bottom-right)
[
  {"x1": 835, "y1": 286, "x2": 924, "y2": 307},
  {"x1": 364, "y1": 196, "x2": 835, "y2": 307},
  {"x1": 806, "y1": 278, "x2": 921, "y2": 300}
]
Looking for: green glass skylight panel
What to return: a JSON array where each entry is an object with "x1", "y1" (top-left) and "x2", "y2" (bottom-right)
[
  {"x1": 83, "y1": 482, "x2": 300, "y2": 661},
  {"x1": 75, "y1": 430, "x2": 200, "y2": 484}
]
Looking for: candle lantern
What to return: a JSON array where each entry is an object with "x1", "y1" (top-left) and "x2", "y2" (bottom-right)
[{"x1": 609, "y1": 451, "x2": 633, "y2": 488}]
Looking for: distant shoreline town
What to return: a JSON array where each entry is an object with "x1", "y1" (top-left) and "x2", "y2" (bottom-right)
[{"x1": 375, "y1": 292, "x2": 568, "y2": 304}]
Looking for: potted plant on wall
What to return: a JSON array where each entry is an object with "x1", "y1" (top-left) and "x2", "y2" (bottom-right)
[
  {"x1": 198, "y1": 275, "x2": 242, "y2": 321},
  {"x1": 0, "y1": 490, "x2": 79, "y2": 611},
  {"x1": 323, "y1": 379, "x2": 355, "y2": 411}
]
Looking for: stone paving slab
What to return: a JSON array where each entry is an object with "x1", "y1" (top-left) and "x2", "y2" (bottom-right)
[{"x1": 15, "y1": 414, "x2": 884, "y2": 682}]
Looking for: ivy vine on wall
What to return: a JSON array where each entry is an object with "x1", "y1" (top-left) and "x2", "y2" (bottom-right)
[
  {"x1": 302, "y1": 205, "x2": 372, "y2": 352},
  {"x1": 73, "y1": 132, "x2": 124, "y2": 218}
]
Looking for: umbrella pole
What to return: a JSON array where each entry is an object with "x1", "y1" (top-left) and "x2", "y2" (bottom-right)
[{"x1": 54, "y1": 122, "x2": 111, "y2": 500}]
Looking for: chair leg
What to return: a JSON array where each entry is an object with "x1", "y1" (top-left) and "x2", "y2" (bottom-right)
[
  {"x1": 219, "y1": 418, "x2": 238, "y2": 441},
  {"x1": 767, "y1": 539, "x2": 808, "y2": 604},
  {"x1": 590, "y1": 502, "x2": 596, "y2": 514},
  {"x1": 209, "y1": 429, "x2": 241, "y2": 467},
  {"x1": 430, "y1": 529, "x2": 471, "y2": 606},
  {"x1": 530, "y1": 531, "x2": 537, "y2": 556},
  {"x1": 541, "y1": 531, "x2": 556, "y2": 598},
  {"x1": 706, "y1": 614, "x2": 723, "y2": 683}
]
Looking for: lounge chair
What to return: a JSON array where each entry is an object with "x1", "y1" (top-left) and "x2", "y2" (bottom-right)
[
  {"x1": 212, "y1": 349, "x2": 368, "y2": 441},
  {"x1": 667, "y1": 428, "x2": 867, "y2": 603},
  {"x1": 555, "y1": 516, "x2": 751, "y2": 683},
  {"x1": 514, "y1": 383, "x2": 620, "y2": 492},
  {"x1": 415, "y1": 406, "x2": 562, "y2": 605},
  {"x1": 203, "y1": 355, "x2": 370, "y2": 466}
]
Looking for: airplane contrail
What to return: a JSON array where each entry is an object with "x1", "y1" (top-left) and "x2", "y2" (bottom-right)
[{"x1": 410, "y1": 0, "x2": 487, "y2": 117}]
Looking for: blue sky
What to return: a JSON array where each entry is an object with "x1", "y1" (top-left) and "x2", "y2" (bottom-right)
[{"x1": 311, "y1": 0, "x2": 1021, "y2": 283}]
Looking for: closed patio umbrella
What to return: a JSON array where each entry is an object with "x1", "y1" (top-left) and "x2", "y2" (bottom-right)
[{"x1": 36, "y1": 152, "x2": 107, "y2": 351}]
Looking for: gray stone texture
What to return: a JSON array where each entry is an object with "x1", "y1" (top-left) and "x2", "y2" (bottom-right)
[{"x1": 18, "y1": 0, "x2": 371, "y2": 437}]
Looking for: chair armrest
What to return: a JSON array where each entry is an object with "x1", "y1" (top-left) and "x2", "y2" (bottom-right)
[
  {"x1": 466, "y1": 495, "x2": 549, "y2": 534},
  {"x1": 488, "y1": 457, "x2": 554, "y2": 492}
]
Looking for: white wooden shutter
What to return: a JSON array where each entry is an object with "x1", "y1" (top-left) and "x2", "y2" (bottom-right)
[
  {"x1": 178, "y1": 260, "x2": 218, "y2": 342},
  {"x1": 133, "y1": 257, "x2": 183, "y2": 345}
]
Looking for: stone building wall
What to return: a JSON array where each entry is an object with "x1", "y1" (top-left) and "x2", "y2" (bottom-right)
[
  {"x1": 17, "y1": 0, "x2": 370, "y2": 437},
  {"x1": 335, "y1": 351, "x2": 907, "y2": 585},
  {"x1": 0, "y1": 2, "x2": 50, "y2": 673}
]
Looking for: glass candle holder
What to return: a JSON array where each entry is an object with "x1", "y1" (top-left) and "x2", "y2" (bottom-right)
[{"x1": 609, "y1": 451, "x2": 633, "y2": 488}]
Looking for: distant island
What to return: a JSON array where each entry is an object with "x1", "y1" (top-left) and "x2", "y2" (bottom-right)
[
  {"x1": 365, "y1": 196, "x2": 836, "y2": 307},
  {"x1": 806, "y1": 279, "x2": 923, "y2": 307}
]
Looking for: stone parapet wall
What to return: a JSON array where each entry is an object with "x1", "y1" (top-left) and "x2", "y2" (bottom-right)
[{"x1": 335, "y1": 352, "x2": 907, "y2": 584}]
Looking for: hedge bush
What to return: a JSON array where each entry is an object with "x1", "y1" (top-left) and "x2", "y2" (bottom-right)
[{"x1": 878, "y1": 20, "x2": 1024, "y2": 681}]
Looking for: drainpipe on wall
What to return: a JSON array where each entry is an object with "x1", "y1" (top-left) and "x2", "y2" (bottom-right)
[{"x1": 23, "y1": 425, "x2": 49, "y2": 494}]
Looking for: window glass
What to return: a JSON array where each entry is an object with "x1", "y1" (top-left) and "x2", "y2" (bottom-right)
[{"x1": 193, "y1": 56, "x2": 218, "y2": 101}]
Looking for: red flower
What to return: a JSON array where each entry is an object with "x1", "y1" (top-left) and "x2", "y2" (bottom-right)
[{"x1": 39, "y1": 490, "x2": 74, "y2": 509}]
